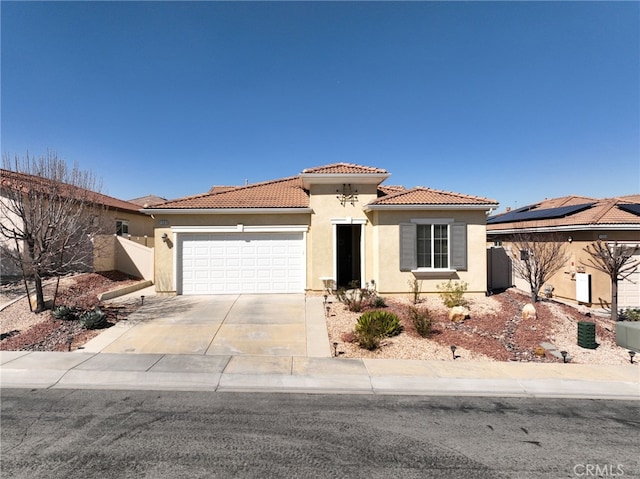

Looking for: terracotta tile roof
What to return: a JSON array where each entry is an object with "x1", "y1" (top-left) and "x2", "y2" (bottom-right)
[
  {"x1": 128, "y1": 194, "x2": 168, "y2": 207},
  {"x1": 302, "y1": 163, "x2": 389, "y2": 175},
  {"x1": 369, "y1": 187, "x2": 498, "y2": 206},
  {"x1": 487, "y1": 195, "x2": 640, "y2": 231},
  {"x1": 1, "y1": 169, "x2": 143, "y2": 213},
  {"x1": 153, "y1": 176, "x2": 309, "y2": 209},
  {"x1": 209, "y1": 185, "x2": 241, "y2": 193},
  {"x1": 378, "y1": 185, "x2": 406, "y2": 196}
]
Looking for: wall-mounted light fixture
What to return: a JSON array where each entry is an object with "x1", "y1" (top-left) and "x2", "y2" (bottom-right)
[
  {"x1": 567, "y1": 236, "x2": 573, "y2": 243},
  {"x1": 161, "y1": 233, "x2": 168, "y2": 243},
  {"x1": 336, "y1": 183, "x2": 358, "y2": 206}
]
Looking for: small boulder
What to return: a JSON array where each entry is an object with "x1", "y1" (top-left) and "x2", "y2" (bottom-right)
[
  {"x1": 522, "y1": 303, "x2": 537, "y2": 321},
  {"x1": 449, "y1": 306, "x2": 470, "y2": 323}
]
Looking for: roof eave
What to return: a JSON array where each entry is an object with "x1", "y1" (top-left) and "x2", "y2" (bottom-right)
[
  {"x1": 142, "y1": 207, "x2": 312, "y2": 215},
  {"x1": 300, "y1": 173, "x2": 390, "y2": 188},
  {"x1": 487, "y1": 224, "x2": 640, "y2": 234},
  {"x1": 364, "y1": 203, "x2": 499, "y2": 212}
]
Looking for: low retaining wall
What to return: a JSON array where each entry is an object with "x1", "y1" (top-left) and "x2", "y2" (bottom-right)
[
  {"x1": 616, "y1": 321, "x2": 640, "y2": 352},
  {"x1": 97, "y1": 280, "x2": 153, "y2": 301}
]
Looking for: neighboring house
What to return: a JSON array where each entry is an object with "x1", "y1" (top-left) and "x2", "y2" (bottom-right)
[
  {"x1": 143, "y1": 163, "x2": 498, "y2": 296},
  {"x1": 128, "y1": 194, "x2": 168, "y2": 208},
  {"x1": 0, "y1": 169, "x2": 155, "y2": 278},
  {"x1": 487, "y1": 195, "x2": 640, "y2": 310}
]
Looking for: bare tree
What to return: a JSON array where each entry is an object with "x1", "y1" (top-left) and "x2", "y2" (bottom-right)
[
  {"x1": 510, "y1": 233, "x2": 570, "y2": 303},
  {"x1": 1, "y1": 151, "x2": 108, "y2": 313},
  {"x1": 582, "y1": 240, "x2": 639, "y2": 321}
]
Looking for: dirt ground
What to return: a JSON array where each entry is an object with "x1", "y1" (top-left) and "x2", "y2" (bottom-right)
[
  {"x1": 0, "y1": 272, "x2": 141, "y2": 352},
  {"x1": 0, "y1": 273, "x2": 632, "y2": 364}
]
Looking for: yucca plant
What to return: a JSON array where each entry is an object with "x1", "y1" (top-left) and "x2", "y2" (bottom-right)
[
  {"x1": 354, "y1": 310, "x2": 402, "y2": 350},
  {"x1": 79, "y1": 308, "x2": 108, "y2": 330}
]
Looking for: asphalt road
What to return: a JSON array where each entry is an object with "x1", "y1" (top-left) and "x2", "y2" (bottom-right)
[{"x1": 1, "y1": 389, "x2": 638, "y2": 479}]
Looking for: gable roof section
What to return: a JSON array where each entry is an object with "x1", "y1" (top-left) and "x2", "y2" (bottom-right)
[
  {"x1": 143, "y1": 163, "x2": 498, "y2": 213},
  {"x1": 147, "y1": 176, "x2": 309, "y2": 211},
  {"x1": 302, "y1": 163, "x2": 388, "y2": 175},
  {"x1": 487, "y1": 195, "x2": 640, "y2": 232},
  {"x1": 1, "y1": 168, "x2": 143, "y2": 213},
  {"x1": 366, "y1": 187, "x2": 498, "y2": 210}
]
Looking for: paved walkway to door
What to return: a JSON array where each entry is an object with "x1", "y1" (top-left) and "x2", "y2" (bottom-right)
[{"x1": 81, "y1": 290, "x2": 331, "y2": 357}]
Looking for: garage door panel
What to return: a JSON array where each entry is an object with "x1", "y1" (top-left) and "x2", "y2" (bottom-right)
[{"x1": 180, "y1": 233, "x2": 304, "y2": 294}]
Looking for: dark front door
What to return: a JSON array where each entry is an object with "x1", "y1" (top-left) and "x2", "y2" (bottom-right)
[{"x1": 336, "y1": 224, "x2": 361, "y2": 289}]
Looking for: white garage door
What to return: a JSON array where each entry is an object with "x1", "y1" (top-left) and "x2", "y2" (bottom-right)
[
  {"x1": 180, "y1": 233, "x2": 304, "y2": 294},
  {"x1": 618, "y1": 252, "x2": 640, "y2": 309}
]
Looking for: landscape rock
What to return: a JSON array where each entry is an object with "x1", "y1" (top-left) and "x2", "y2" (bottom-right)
[
  {"x1": 522, "y1": 303, "x2": 537, "y2": 321},
  {"x1": 449, "y1": 306, "x2": 470, "y2": 323}
]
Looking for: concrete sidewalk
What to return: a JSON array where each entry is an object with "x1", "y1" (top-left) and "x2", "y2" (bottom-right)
[{"x1": 1, "y1": 350, "x2": 638, "y2": 399}]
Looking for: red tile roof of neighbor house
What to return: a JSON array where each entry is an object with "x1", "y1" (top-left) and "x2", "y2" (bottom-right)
[
  {"x1": 147, "y1": 163, "x2": 497, "y2": 210},
  {"x1": 0, "y1": 169, "x2": 143, "y2": 213},
  {"x1": 487, "y1": 194, "x2": 640, "y2": 231},
  {"x1": 128, "y1": 194, "x2": 168, "y2": 207}
]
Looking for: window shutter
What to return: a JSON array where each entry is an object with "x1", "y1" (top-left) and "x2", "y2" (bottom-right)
[
  {"x1": 399, "y1": 223, "x2": 417, "y2": 271},
  {"x1": 450, "y1": 222, "x2": 467, "y2": 270}
]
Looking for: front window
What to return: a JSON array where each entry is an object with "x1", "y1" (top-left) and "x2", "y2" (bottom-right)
[
  {"x1": 417, "y1": 224, "x2": 449, "y2": 268},
  {"x1": 116, "y1": 220, "x2": 129, "y2": 236}
]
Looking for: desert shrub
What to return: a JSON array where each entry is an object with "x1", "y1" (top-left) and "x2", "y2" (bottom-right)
[
  {"x1": 408, "y1": 278, "x2": 422, "y2": 304},
  {"x1": 437, "y1": 280, "x2": 469, "y2": 308},
  {"x1": 354, "y1": 316, "x2": 381, "y2": 350},
  {"x1": 620, "y1": 308, "x2": 640, "y2": 321},
  {"x1": 336, "y1": 287, "x2": 374, "y2": 312},
  {"x1": 52, "y1": 305, "x2": 77, "y2": 321},
  {"x1": 354, "y1": 310, "x2": 402, "y2": 350},
  {"x1": 79, "y1": 308, "x2": 108, "y2": 330},
  {"x1": 407, "y1": 305, "x2": 433, "y2": 337},
  {"x1": 372, "y1": 295, "x2": 387, "y2": 308}
]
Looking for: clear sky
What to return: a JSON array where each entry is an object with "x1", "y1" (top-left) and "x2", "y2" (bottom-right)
[{"x1": 2, "y1": 1, "x2": 638, "y2": 211}]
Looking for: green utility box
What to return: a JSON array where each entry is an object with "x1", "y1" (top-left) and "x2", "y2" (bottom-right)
[{"x1": 577, "y1": 321, "x2": 597, "y2": 349}]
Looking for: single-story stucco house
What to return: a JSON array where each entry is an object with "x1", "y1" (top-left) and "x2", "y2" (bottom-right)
[
  {"x1": 487, "y1": 194, "x2": 640, "y2": 310},
  {"x1": 143, "y1": 163, "x2": 498, "y2": 297},
  {"x1": 0, "y1": 168, "x2": 155, "y2": 278}
]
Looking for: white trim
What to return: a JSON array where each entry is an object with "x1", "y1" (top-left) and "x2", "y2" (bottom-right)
[
  {"x1": 170, "y1": 225, "x2": 309, "y2": 234},
  {"x1": 414, "y1": 221, "x2": 452, "y2": 269},
  {"x1": 332, "y1": 221, "x2": 366, "y2": 288},
  {"x1": 300, "y1": 173, "x2": 389, "y2": 187},
  {"x1": 143, "y1": 208, "x2": 312, "y2": 215},
  {"x1": 330, "y1": 217, "x2": 368, "y2": 225},
  {"x1": 412, "y1": 268, "x2": 458, "y2": 274},
  {"x1": 172, "y1": 231, "x2": 178, "y2": 292}
]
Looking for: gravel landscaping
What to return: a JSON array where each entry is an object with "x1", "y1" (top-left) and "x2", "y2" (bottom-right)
[{"x1": 0, "y1": 273, "x2": 633, "y2": 365}]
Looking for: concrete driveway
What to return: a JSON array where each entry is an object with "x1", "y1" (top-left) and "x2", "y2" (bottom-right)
[{"x1": 82, "y1": 292, "x2": 331, "y2": 357}]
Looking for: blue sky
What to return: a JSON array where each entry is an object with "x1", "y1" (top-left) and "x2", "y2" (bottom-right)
[{"x1": 2, "y1": 1, "x2": 638, "y2": 211}]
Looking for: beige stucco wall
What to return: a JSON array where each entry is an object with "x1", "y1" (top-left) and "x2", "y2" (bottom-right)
[
  {"x1": 306, "y1": 183, "x2": 378, "y2": 291},
  {"x1": 373, "y1": 209, "x2": 489, "y2": 298},
  {"x1": 106, "y1": 210, "x2": 155, "y2": 238},
  {"x1": 151, "y1": 193, "x2": 492, "y2": 297},
  {"x1": 491, "y1": 230, "x2": 639, "y2": 308}
]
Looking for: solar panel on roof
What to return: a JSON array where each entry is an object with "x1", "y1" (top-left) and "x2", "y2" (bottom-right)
[
  {"x1": 618, "y1": 204, "x2": 640, "y2": 216},
  {"x1": 487, "y1": 203, "x2": 593, "y2": 224}
]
